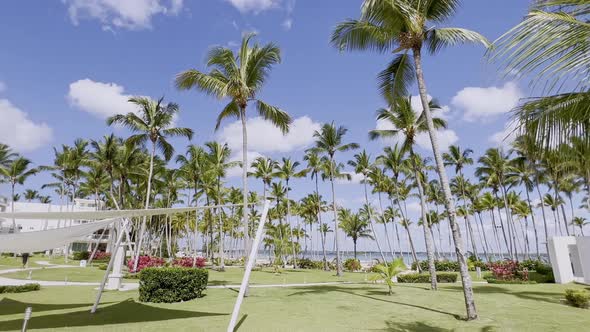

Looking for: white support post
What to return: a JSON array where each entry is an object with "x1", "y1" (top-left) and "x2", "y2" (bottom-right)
[
  {"x1": 227, "y1": 201, "x2": 270, "y2": 332},
  {"x1": 91, "y1": 218, "x2": 126, "y2": 314}
]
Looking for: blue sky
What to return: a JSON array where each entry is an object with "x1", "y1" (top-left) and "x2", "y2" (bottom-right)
[{"x1": 4, "y1": 0, "x2": 573, "y2": 252}]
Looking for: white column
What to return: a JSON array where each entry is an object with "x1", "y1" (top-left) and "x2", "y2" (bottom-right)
[{"x1": 548, "y1": 236, "x2": 576, "y2": 284}]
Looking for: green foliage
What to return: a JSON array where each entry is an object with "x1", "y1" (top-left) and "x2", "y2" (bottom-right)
[
  {"x1": 98, "y1": 264, "x2": 107, "y2": 270},
  {"x1": 0, "y1": 283, "x2": 40, "y2": 293},
  {"x1": 369, "y1": 258, "x2": 406, "y2": 295},
  {"x1": 484, "y1": 277, "x2": 537, "y2": 284},
  {"x1": 344, "y1": 258, "x2": 362, "y2": 272},
  {"x1": 139, "y1": 267, "x2": 208, "y2": 303},
  {"x1": 293, "y1": 258, "x2": 326, "y2": 270},
  {"x1": 565, "y1": 289, "x2": 590, "y2": 309},
  {"x1": 398, "y1": 272, "x2": 458, "y2": 283},
  {"x1": 72, "y1": 251, "x2": 90, "y2": 261},
  {"x1": 411, "y1": 260, "x2": 466, "y2": 272}
]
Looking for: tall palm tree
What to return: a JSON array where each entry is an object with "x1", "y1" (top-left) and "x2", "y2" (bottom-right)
[
  {"x1": 303, "y1": 150, "x2": 324, "y2": 260},
  {"x1": 273, "y1": 157, "x2": 305, "y2": 268},
  {"x1": 572, "y1": 217, "x2": 588, "y2": 236},
  {"x1": 0, "y1": 157, "x2": 38, "y2": 228},
  {"x1": 332, "y1": 0, "x2": 489, "y2": 318},
  {"x1": 107, "y1": 96, "x2": 193, "y2": 271},
  {"x1": 369, "y1": 97, "x2": 443, "y2": 290},
  {"x1": 249, "y1": 157, "x2": 277, "y2": 200},
  {"x1": 308, "y1": 122, "x2": 359, "y2": 276},
  {"x1": 348, "y1": 150, "x2": 386, "y2": 262},
  {"x1": 176, "y1": 33, "x2": 291, "y2": 255},
  {"x1": 90, "y1": 134, "x2": 120, "y2": 203},
  {"x1": 339, "y1": 209, "x2": 373, "y2": 259}
]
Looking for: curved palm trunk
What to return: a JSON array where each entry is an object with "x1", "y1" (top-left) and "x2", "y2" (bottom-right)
[
  {"x1": 560, "y1": 203, "x2": 570, "y2": 236},
  {"x1": 133, "y1": 141, "x2": 156, "y2": 272},
  {"x1": 414, "y1": 168, "x2": 437, "y2": 290},
  {"x1": 493, "y1": 192, "x2": 511, "y2": 258},
  {"x1": 396, "y1": 199, "x2": 420, "y2": 272},
  {"x1": 475, "y1": 212, "x2": 491, "y2": 262},
  {"x1": 465, "y1": 215, "x2": 479, "y2": 260},
  {"x1": 488, "y1": 210, "x2": 502, "y2": 260},
  {"x1": 378, "y1": 193, "x2": 395, "y2": 260},
  {"x1": 500, "y1": 185, "x2": 518, "y2": 260},
  {"x1": 413, "y1": 49, "x2": 476, "y2": 319},
  {"x1": 329, "y1": 156, "x2": 342, "y2": 277},
  {"x1": 363, "y1": 180, "x2": 387, "y2": 263}
]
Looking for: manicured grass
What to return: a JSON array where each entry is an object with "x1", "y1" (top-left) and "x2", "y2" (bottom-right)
[
  {"x1": 0, "y1": 282, "x2": 588, "y2": 331},
  {"x1": 2, "y1": 266, "x2": 369, "y2": 285}
]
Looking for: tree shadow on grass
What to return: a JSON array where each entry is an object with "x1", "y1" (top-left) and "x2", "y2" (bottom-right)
[
  {"x1": 444, "y1": 285, "x2": 564, "y2": 305},
  {"x1": 0, "y1": 298, "x2": 113, "y2": 316},
  {"x1": 0, "y1": 298, "x2": 227, "y2": 331},
  {"x1": 382, "y1": 320, "x2": 452, "y2": 331},
  {"x1": 288, "y1": 285, "x2": 462, "y2": 320}
]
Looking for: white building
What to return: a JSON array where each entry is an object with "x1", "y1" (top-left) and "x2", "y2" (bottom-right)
[
  {"x1": 548, "y1": 236, "x2": 590, "y2": 285},
  {"x1": 0, "y1": 198, "x2": 109, "y2": 252}
]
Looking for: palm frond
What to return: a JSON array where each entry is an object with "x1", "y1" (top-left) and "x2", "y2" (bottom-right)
[
  {"x1": 426, "y1": 27, "x2": 490, "y2": 54},
  {"x1": 256, "y1": 100, "x2": 291, "y2": 134}
]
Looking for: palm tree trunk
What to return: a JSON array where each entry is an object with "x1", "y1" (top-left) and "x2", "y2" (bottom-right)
[
  {"x1": 414, "y1": 168, "x2": 437, "y2": 290},
  {"x1": 286, "y1": 179, "x2": 298, "y2": 268},
  {"x1": 321, "y1": 229, "x2": 328, "y2": 271},
  {"x1": 240, "y1": 109, "x2": 250, "y2": 259},
  {"x1": 475, "y1": 213, "x2": 491, "y2": 262},
  {"x1": 329, "y1": 156, "x2": 342, "y2": 277},
  {"x1": 133, "y1": 140, "x2": 156, "y2": 272},
  {"x1": 363, "y1": 181, "x2": 386, "y2": 262},
  {"x1": 560, "y1": 203, "x2": 570, "y2": 236},
  {"x1": 493, "y1": 193, "x2": 511, "y2": 258},
  {"x1": 524, "y1": 189, "x2": 540, "y2": 260},
  {"x1": 535, "y1": 181, "x2": 551, "y2": 261},
  {"x1": 413, "y1": 48, "x2": 476, "y2": 319},
  {"x1": 378, "y1": 193, "x2": 395, "y2": 259},
  {"x1": 396, "y1": 199, "x2": 420, "y2": 272}
]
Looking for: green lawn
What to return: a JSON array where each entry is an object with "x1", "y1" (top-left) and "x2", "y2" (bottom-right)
[
  {"x1": 2, "y1": 266, "x2": 369, "y2": 285},
  {"x1": 0, "y1": 282, "x2": 588, "y2": 331}
]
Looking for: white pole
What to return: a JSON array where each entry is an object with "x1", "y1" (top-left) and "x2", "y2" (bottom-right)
[
  {"x1": 90, "y1": 218, "x2": 125, "y2": 314},
  {"x1": 227, "y1": 201, "x2": 270, "y2": 332}
]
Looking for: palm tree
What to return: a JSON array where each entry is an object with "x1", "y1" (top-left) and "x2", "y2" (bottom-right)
[
  {"x1": 273, "y1": 157, "x2": 305, "y2": 268},
  {"x1": 318, "y1": 222, "x2": 332, "y2": 270},
  {"x1": 370, "y1": 258, "x2": 406, "y2": 296},
  {"x1": 176, "y1": 33, "x2": 291, "y2": 256},
  {"x1": 23, "y1": 189, "x2": 39, "y2": 202},
  {"x1": 0, "y1": 157, "x2": 38, "y2": 228},
  {"x1": 369, "y1": 97, "x2": 443, "y2": 290},
  {"x1": 107, "y1": 96, "x2": 193, "y2": 271},
  {"x1": 0, "y1": 143, "x2": 17, "y2": 168},
  {"x1": 308, "y1": 122, "x2": 359, "y2": 276},
  {"x1": 512, "y1": 200, "x2": 532, "y2": 260},
  {"x1": 90, "y1": 134, "x2": 120, "y2": 203},
  {"x1": 348, "y1": 150, "x2": 387, "y2": 262},
  {"x1": 491, "y1": 0, "x2": 589, "y2": 149},
  {"x1": 543, "y1": 194, "x2": 565, "y2": 236},
  {"x1": 339, "y1": 209, "x2": 373, "y2": 259},
  {"x1": 332, "y1": 0, "x2": 489, "y2": 318},
  {"x1": 303, "y1": 150, "x2": 324, "y2": 260},
  {"x1": 572, "y1": 217, "x2": 588, "y2": 236},
  {"x1": 249, "y1": 157, "x2": 277, "y2": 200}
]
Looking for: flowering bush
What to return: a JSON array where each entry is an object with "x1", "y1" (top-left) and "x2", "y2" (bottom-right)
[
  {"x1": 127, "y1": 256, "x2": 165, "y2": 273},
  {"x1": 488, "y1": 260, "x2": 528, "y2": 281},
  {"x1": 172, "y1": 257, "x2": 206, "y2": 268},
  {"x1": 92, "y1": 252, "x2": 111, "y2": 261}
]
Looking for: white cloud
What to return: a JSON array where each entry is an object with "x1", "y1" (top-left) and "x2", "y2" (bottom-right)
[
  {"x1": 63, "y1": 0, "x2": 184, "y2": 30},
  {"x1": 452, "y1": 82, "x2": 523, "y2": 122},
  {"x1": 415, "y1": 129, "x2": 459, "y2": 151},
  {"x1": 0, "y1": 81, "x2": 6, "y2": 93},
  {"x1": 336, "y1": 172, "x2": 364, "y2": 185},
  {"x1": 67, "y1": 79, "x2": 138, "y2": 119},
  {"x1": 226, "y1": 0, "x2": 281, "y2": 13},
  {"x1": 217, "y1": 116, "x2": 321, "y2": 154},
  {"x1": 226, "y1": 150, "x2": 264, "y2": 178},
  {"x1": 282, "y1": 18, "x2": 293, "y2": 30},
  {"x1": 0, "y1": 99, "x2": 53, "y2": 152},
  {"x1": 489, "y1": 121, "x2": 519, "y2": 147}
]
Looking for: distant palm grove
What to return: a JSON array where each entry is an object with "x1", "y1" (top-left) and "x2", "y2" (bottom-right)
[{"x1": 0, "y1": 0, "x2": 587, "y2": 321}]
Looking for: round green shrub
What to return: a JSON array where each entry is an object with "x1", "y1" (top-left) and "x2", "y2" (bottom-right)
[
  {"x1": 344, "y1": 258, "x2": 361, "y2": 272},
  {"x1": 565, "y1": 289, "x2": 590, "y2": 308},
  {"x1": 139, "y1": 267, "x2": 208, "y2": 303}
]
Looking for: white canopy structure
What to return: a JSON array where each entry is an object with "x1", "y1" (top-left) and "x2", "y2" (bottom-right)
[{"x1": 0, "y1": 218, "x2": 116, "y2": 253}]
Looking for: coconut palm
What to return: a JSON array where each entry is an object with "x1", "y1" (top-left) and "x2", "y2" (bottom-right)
[
  {"x1": 308, "y1": 122, "x2": 359, "y2": 276},
  {"x1": 23, "y1": 189, "x2": 39, "y2": 202},
  {"x1": 273, "y1": 157, "x2": 306, "y2": 267},
  {"x1": 176, "y1": 33, "x2": 291, "y2": 255},
  {"x1": 491, "y1": 0, "x2": 589, "y2": 148},
  {"x1": 369, "y1": 96, "x2": 443, "y2": 290},
  {"x1": 572, "y1": 217, "x2": 588, "y2": 236},
  {"x1": 367, "y1": 166, "x2": 396, "y2": 260},
  {"x1": 332, "y1": 0, "x2": 489, "y2": 318},
  {"x1": 249, "y1": 157, "x2": 277, "y2": 200},
  {"x1": 0, "y1": 157, "x2": 38, "y2": 228},
  {"x1": 339, "y1": 209, "x2": 373, "y2": 259},
  {"x1": 348, "y1": 150, "x2": 387, "y2": 262},
  {"x1": 0, "y1": 143, "x2": 17, "y2": 169},
  {"x1": 369, "y1": 257, "x2": 406, "y2": 296},
  {"x1": 107, "y1": 96, "x2": 193, "y2": 270}
]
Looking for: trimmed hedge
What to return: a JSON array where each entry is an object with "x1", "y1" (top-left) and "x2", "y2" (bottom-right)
[
  {"x1": 139, "y1": 267, "x2": 208, "y2": 303},
  {"x1": 398, "y1": 272, "x2": 458, "y2": 283},
  {"x1": 73, "y1": 251, "x2": 90, "y2": 261},
  {"x1": 484, "y1": 277, "x2": 537, "y2": 284},
  {"x1": 0, "y1": 283, "x2": 41, "y2": 293}
]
